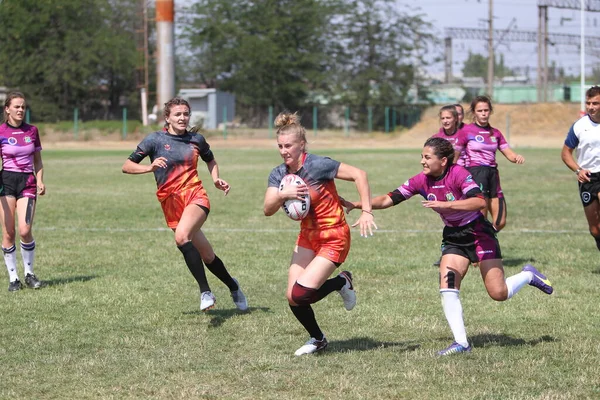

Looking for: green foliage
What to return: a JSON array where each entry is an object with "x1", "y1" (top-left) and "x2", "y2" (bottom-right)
[
  {"x1": 0, "y1": 0, "x2": 139, "y2": 121},
  {"x1": 462, "y1": 51, "x2": 515, "y2": 82},
  {"x1": 0, "y1": 147, "x2": 597, "y2": 398}
]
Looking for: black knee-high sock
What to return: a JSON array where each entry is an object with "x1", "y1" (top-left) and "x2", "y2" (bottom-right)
[
  {"x1": 289, "y1": 304, "x2": 323, "y2": 340},
  {"x1": 205, "y1": 255, "x2": 237, "y2": 291},
  {"x1": 178, "y1": 242, "x2": 211, "y2": 293},
  {"x1": 595, "y1": 236, "x2": 600, "y2": 251},
  {"x1": 313, "y1": 275, "x2": 345, "y2": 302}
]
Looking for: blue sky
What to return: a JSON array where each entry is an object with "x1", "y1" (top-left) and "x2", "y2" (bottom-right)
[{"x1": 407, "y1": 0, "x2": 599, "y2": 79}]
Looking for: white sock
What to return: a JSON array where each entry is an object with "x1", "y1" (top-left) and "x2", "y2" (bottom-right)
[
  {"x1": 3, "y1": 245, "x2": 19, "y2": 282},
  {"x1": 440, "y1": 289, "x2": 469, "y2": 347},
  {"x1": 20, "y1": 240, "x2": 36, "y2": 276},
  {"x1": 505, "y1": 271, "x2": 533, "y2": 299}
]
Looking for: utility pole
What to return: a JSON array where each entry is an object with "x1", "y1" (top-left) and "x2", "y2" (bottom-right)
[
  {"x1": 487, "y1": 0, "x2": 494, "y2": 97},
  {"x1": 156, "y1": 0, "x2": 176, "y2": 119}
]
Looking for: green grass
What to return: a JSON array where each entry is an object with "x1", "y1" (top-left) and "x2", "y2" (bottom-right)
[{"x1": 1, "y1": 148, "x2": 598, "y2": 399}]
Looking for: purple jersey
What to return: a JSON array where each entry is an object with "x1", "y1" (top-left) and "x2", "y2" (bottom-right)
[
  {"x1": 455, "y1": 123, "x2": 509, "y2": 168},
  {"x1": 430, "y1": 126, "x2": 466, "y2": 167},
  {"x1": 0, "y1": 122, "x2": 42, "y2": 173},
  {"x1": 395, "y1": 164, "x2": 481, "y2": 227}
]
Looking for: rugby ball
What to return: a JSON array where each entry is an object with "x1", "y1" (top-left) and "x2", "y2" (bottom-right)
[{"x1": 279, "y1": 174, "x2": 310, "y2": 221}]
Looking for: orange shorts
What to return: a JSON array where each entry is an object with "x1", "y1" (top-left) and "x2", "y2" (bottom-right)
[
  {"x1": 159, "y1": 184, "x2": 210, "y2": 229},
  {"x1": 296, "y1": 224, "x2": 351, "y2": 264}
]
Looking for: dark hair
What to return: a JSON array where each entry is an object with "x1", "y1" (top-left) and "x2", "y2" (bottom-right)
[
  {"x1": 469, "y1": 95, "x2": 493, "y2": 114},
  {"x1": 453, "y1": 103, "x2": 464, "y2": 114},
  {"x1": 274, "y1": 111, "x2": 307, "y2": 143},
  {"x1": 586, "y1": 86, "x2": 600, "y2": 98},
  {"x1": 163, "y1": 97, "x2": 191, "y2": 129},
  {"x1": 3, "y1": 91, "x2": 26, "y2": 123},
  {"x1": 439, "y1": 104, "x2": 458, "y2": 119},
  {"x1": 424, "y1": 137, "x2": 455, "y2": 165}
]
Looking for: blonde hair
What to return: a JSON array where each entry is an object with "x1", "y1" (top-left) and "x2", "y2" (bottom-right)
[{"x1": 275, "y1": 111, "x2": 306, "y2": 143}]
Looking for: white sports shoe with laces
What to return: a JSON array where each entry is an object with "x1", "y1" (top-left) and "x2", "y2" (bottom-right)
[
  {"x1": 337, "y1": 271, "x2": 356, "y2": 311},
  {"x1": 200, "y1": 291, "x2": 216, "y2": 311},
  {"x1": 230, "y1": 278, "x2": 248, "y2": 311},
  {"x1": 294, "y1": 336, "x2": 328, "y2": 356}
]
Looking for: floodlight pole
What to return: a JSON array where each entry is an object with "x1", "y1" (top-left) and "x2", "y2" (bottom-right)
[
  {"x1": 580, "y1": 0, "x2": 585, "y2": 114},
  {"x1": 487, "y1": 0, "x2": 494, "y2": 97}
]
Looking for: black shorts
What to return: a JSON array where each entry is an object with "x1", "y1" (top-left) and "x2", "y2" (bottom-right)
[
  {"x1": 467, "y1": 166, "x2": 503, "y2": 199},
  {"x1": 579, "y1": 172, "x2": 600, "y2": 207},
  {"x1": 0, "y1": 170, "x2": 37, "y2": 199},
  {"x1": 441, "y1": 215, "x2": 502, "y2": 263}
]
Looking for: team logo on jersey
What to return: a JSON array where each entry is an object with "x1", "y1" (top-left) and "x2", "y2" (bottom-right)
[
  {"x1": 445, "y1": 193, "x2": 455, "y2": 201},
  {"x1": 24, "y1": 136, "x2": 31, "y2": 143},
  {"x1": 491, "y1": 137, "x2": 497, "y2": 143},
  {"x1": 582, "y1": 191, "x2": 591, "y2": 203},
  {"x1": 427, "y1": 193, "x2": 437, "y2": 201},
  {"x1": 466, "y1": 175, "x2": 473, "y2": 183},
  {"x1": 7, "y1": 137, "x2": 17, "y2": 145},
  {"x1": 475, "y1": 135, "x2": 484, "y2": 143},
  {"x1": 164, "y1": 144, "x2": 171, "y2": 151}
]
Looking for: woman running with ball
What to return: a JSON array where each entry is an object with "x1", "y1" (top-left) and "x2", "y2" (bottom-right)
[{"x1": 263, "y1": 111, "x2": 376, "y2": 356}]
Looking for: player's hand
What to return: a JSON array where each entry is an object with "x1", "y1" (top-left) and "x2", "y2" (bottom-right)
[
  {"x1": 421, "y1": 200, "x2": 445, "y2": 210},
  {"x1": 514, "y1": 154, "x2": 525, "y2": 164},
  {"x1": 577, "y1": 169, "x2": 592, "y2": 183},
  {"x1": 339, "y1": 196, "x2": 357, "y2": 214},
  {"x1": 150, "y1": 157, "x2": 168, "y2": 171},
  {"x1": 351, "y1": 211, "x2": 377, "y2": 238},
  {"x1": 214, "y1": 178, "x2": 231, "y2": 195},
  {"x1": 279, "y1": 183, "x2": 308, "y2": 201},
  {"x1": 37, "y1": 182, "x2": 46, "y2": 196}
]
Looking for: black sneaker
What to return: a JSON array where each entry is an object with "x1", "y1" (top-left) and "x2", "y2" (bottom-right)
[
  {"x1": 25, "y1": 273, "x2": 42, "y2": 289},
  {"x1": 8, "y1": 279, "x2": 22, "y2": 292}
]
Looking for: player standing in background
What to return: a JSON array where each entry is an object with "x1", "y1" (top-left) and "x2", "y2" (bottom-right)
[
  {"x1": 561, "y1": 86, "x2": 600, "y2": 251},
  {"x1": 455, "y1": 96, "x2": 525, "y2": 232},
  {"x1": 431, "y1": 105, "x2": 464, "y2": 166},
  {"x1": 122, "y1": 97, "x2": 247, "y2": 312},
  {"x1": 263, "y1": 111, "x2": 376, "y2": 356},
  {"x1": 0, "y1": 92, "x2": 45, "y2": 292},
  {"x1": 344, "y1": 137, "x2": 553, "y2": 355}
]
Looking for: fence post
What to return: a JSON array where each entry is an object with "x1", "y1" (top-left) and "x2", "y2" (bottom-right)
[
  {"x1": 74, "y1": 108, "x2": 79, "y2": 139},
  {"x1": 122, "y1": 107, "x2": 127, "y2": 140},
  {"x1": 313, "y1": 106, "x2": 318, "y2": 137},
  {"x1": 368, "y1": 106, "x2": 373, "y2": 133},
  {"x1": 268, "y1": 106, "x2": 273, "y2": 138},
  {"x1": 25, "y1": 109, "x2": 30, "y2": 124},
  {"x1": 385, "y1": 107, "x2": 389, "y2": 133},
  {"x1": 506, "y1": 113, "x2": 511, "y2": 145},
  {"x1": 344, "y1": 106, "x2": 350, "y2": 137},
  {"x1": 392, "y1": 108, "x2": 396, "y2": 132},
  {"x1": 223, "y1": 106, "x2": 227, "y2": 139}
]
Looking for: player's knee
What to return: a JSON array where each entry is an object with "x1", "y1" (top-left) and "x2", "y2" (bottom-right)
[
  {"x1": 174, "y1": 232, "x2": 192, "y2": 247},
  {"x1": 291, "y1": 282, "x2": 318, "y2": 306},
  {"x1": 487, "y1": 286, "x2": 508, "y2": 301},
  {"x1": 18, "y1": 227, "x2": 32, "y2": 242}
]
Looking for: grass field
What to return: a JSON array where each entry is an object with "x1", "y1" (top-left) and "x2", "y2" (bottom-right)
[{"x1": 1, "y1": 147, "x2": 599, "y2": 399}]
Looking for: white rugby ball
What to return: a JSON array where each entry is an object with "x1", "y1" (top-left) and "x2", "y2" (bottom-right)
[{"x1": 279, "y1": 174, "x2": 310, "y2": 221}]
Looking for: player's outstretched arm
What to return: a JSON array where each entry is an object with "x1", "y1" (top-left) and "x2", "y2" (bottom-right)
[
  {"x1": 500, "y1": 147, "x2": 524, "y2": 164},
  {"x1": 335, "y1": 163, "x2": 377, "y2": 237},
  {"x1": 122, "y1": 157, "x2": 166, "y2": 174},
  {"x1": 206, "y1": 159, "x2": 230, "y2": 195}
]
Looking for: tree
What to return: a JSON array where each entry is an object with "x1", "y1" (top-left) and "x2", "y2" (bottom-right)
[
  {"x1": 0, "y1": 0, "x2": 140, "y2": 121},
  {"x1": 462, "y1": 51, "x2": 515, "y2": 82}
]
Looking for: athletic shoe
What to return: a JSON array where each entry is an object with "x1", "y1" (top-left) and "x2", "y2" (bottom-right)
[
  {"x1": 337, "y1": 271, "x2": 356, "y2": 311},
  {"x1": 8, "y1": 279, "x2": 22, "y2": 292},
  {"x1": 200, "y1": 291, "x2": 216, "y2": 311},
  {"x1": 230, "y1": 278, "x2": 248, "y2": 311},
  {"x1": 25, "y1": 273, "x2": 42, "y2": 289},
  {"x1": 523, "y1": 264, "x2": 553, "y2": 295},
  {"x1": 294, "y1": 336, "x2": 328, "y2": 356},
  {"x1": 437, "y1": 341, "x2": 472, "y2": 356}
]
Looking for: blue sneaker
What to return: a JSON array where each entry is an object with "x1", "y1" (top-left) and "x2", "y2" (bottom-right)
[
  {"x1": 437, "y1": 342, "x2": 472, "y2": 356},
  {"x1": 523, "y1": 264, "x2": 553, "y2": 295}
]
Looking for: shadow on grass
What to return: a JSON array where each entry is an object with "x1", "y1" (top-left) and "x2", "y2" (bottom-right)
[
  {"x1": 470, "y1": 333, "x2": 557, "y2": 348},
  {"x1": 185, "y1": 306, "x2": 272, "y2": 328},
  {"x1": 328, "y1": 337, "x2": 420, "y2": 353},
  {"x1": 43, "y1": 275, "x2": 98, "y2": 287},
  {"x1": 502, "y1": 258, "x2": 536, "y2": 267},
  {"x1": 591, "y1": 269, "x2": 600, "y2": 275}
]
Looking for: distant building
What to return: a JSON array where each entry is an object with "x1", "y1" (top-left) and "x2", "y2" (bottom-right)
[{"x1": 177, "y1": 88, "x2": 236, "y2": 130}]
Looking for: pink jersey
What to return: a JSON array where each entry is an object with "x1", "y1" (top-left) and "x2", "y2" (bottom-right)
[
  {"x1": 455, "y1": 123, "x2": 509, "y2": 168},
  {"x1": 0, "y1": 122, "x2": 42, "y2": 173},
  {"x1": 396, "y1": 164, "x2": 481, "y2": 227},
  {"x1": 430, "y1": 126, "x2": 466, "y2": 167}
]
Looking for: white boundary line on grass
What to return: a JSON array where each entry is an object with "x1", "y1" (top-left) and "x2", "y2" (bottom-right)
[{"x1": 36, "y1": 227, "x2": 586, "y2": 234}]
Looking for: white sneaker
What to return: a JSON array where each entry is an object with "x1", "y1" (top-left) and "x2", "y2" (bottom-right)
[
  {"x1": 294, "y1": 336, "x2": 328, "y2": 356},
  {"x1": 200, "y1": 291, "x2": 216, "y2": 311},
  {"x1": 230, "y1": 278, "x2": 248, "y2": 311},
  {"x1": 337, "y1": 271, "x2": 356, "y2": 311}
]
